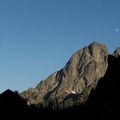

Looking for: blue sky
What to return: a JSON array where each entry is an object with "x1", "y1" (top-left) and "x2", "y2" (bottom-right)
[{"x1": 0, "y1": 0, "x2": 120, "y2": 93}]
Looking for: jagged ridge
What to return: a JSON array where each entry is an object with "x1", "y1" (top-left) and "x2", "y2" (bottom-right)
[{"x1": 21, "y1": 42, "x2": 118, "y2": 108}]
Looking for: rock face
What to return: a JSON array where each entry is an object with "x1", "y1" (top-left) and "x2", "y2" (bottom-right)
[
  {"x1": 21, "y1": 42, "x2": 108, "y2": 108},
  {"x1": 113, "y1": 47, "x2": 120, "y2": 58}
]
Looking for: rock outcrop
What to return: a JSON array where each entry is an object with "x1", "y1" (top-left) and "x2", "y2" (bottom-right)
[
  {"x1": 113, "y1": 47, "x2": 120, "y2": 58},
  {"x1": 21, "y1": 42, "x2": 108, "y2": 108}
]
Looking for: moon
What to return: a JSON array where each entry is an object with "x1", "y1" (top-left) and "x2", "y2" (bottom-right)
[{"x1": 115, "y1": 28, "x2": 119, "y2": 32}]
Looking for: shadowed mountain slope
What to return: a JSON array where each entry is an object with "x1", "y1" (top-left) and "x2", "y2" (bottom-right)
[{"x1": 21, "y1": 42, "x2": 108, "y2": 108}]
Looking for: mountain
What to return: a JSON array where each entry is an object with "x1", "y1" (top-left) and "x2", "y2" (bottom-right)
[
  {"x1": 0, "y1": 42, "x2": 120, "y2": 119},
  {"x1": 113, "y1": 47, "x2": 120, "y2": 57},
  {"x1": 85, "y1": 54, "x2": 120, "y2": 119},
  {"x1": 21, "y1": 42, "x2": 108, "y2": 108}
]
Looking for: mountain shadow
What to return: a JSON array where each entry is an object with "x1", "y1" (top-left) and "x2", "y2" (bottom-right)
[
  {"x1": 86, "y1": 55, "x2": 120, "y2": 119},
  {"x1": 0, "y1": 89, "x2": 29, "y2": 118}
]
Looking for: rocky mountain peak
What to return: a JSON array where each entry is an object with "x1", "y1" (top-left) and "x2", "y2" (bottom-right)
[
  {"x1": 113, "y1": 47, "x2": 120, "y2": 57},
  {"x1": 21, "y1": 42, "x2": 108, "y2": 108}
]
